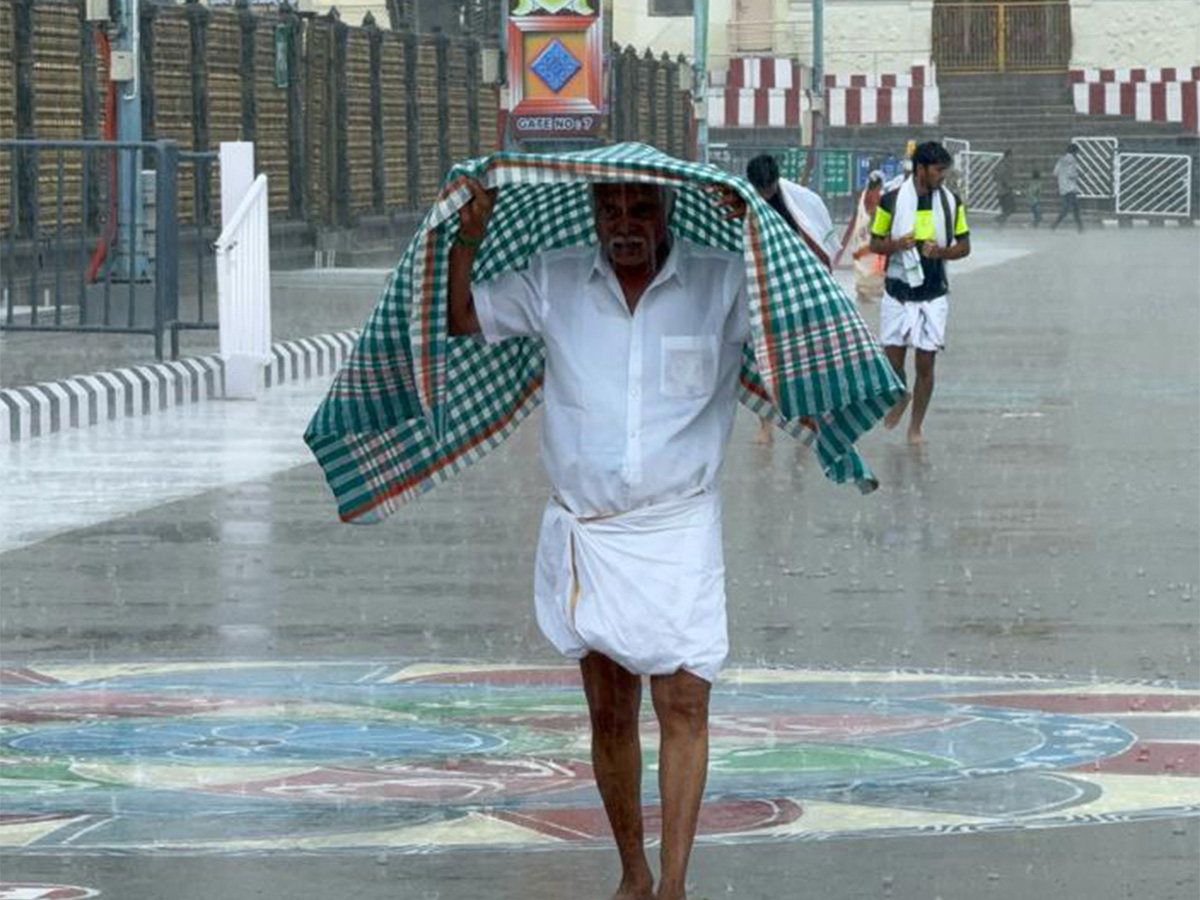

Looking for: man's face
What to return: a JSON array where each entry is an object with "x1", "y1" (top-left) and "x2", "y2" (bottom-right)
[
  {"x1": 918, "y1": 162, "x2": 948, "y2": 191},
  {"x1": 594, "y1": 183, "x2": 668, "y2": 272}
]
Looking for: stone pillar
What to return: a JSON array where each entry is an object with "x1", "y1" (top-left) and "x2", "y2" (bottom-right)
[
  {"x1": 138, "y1": 1, "x2": 158, "y2": 140},
  {"x1": 332, "y1": 14, "x2": 351, "y2": 226},
  {"x1": 467, "y1": 38, "x2": 480, "y2": 157},
  {"x1": 435, "y1": 30, "x2": 451, "y2": 182},
  {"x1": 80, "y1": 3, "x2": 101, "y2": 228},
  {"x1": 14, "y1": 0, "x2": 34, "y2": 235},
  {"x1": 185, "y1": 0, "x2": 211, "y2": 224},
  {"x1": 364, "y1": 12, "x2": 385, "y2": 213},
  {"x1": 403, "y1": 29, "x2": 420, "y2": 210},
  {"x1": 237, "y1": 0, "x2": 257, "y2": 144},
  {"x1": 664, "y1": 53, "x2": 676, "y2": 156},
  {"x1": 645, "y1": 49, "x2": 658, "y2": 148},
  {"x1": 282, "y1": 2, "x2": 306, "y2": 221}
]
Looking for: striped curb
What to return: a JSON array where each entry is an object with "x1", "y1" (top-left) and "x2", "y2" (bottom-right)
[
  {"x1": 0, "y1": 330, "x2": 359, "y2": 444},
  {"x1": 1099, "y1": 218, "x2": 1198, "y2": 228}
]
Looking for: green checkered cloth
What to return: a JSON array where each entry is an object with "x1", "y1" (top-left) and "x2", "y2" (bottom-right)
[{"x1": 305, "y1": 142, "x2": 905, "y2": 524}]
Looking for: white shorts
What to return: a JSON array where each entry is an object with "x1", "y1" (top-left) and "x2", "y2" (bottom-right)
[
  {"x1": 880, "y1": 293, "x2": 948, "y2": 352},
  {"x1": 533, "y1": 491, "x2": 728, "y2": 683}
]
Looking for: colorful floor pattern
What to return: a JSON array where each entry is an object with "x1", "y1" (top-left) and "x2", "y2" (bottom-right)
[{"x1": 1, "y1": 662, "x2": 1197, "y2": 854}]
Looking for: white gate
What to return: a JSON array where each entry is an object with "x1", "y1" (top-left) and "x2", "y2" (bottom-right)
[
  {"x1": 960, "y1": 149, "x2": 1003, "y2": 214},
  {"x1": 943, "y1": 136, "x2": 971, "y2": 165},
  {"x1": 1072, "y1": 136, "x2": 1118, "y2": 200},
  {"x1": 1115, "y1": 152, "x2": 1194, "y2": 218}
]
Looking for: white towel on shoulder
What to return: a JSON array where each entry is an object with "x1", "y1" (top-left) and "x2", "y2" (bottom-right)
[
  {"x1": 887, "y1": 177, "x2": 954, "y2": 289},
  {"x1": 779, "y1": 178, "x2": 842, "y2": 262}
]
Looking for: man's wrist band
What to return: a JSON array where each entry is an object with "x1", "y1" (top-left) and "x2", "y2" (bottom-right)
[{"x1": 456, "y1": 232, "x2": 483, "y2": 250}]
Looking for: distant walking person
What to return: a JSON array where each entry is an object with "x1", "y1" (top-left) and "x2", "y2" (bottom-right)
[
  {"x1": 996, "y1": 149, "x2": 1016, "y2": 227},
  {"x1": 846, "y1": 170, "x2": 887, "y2": 305},
  {"x1": 1028, "y1": 169, "x2": 1043, "y2": 227},
  {"x1": 1052, "y1": 144, "x2": 1084, "y2": 232},
  {"x1": 869, "y1": 142, "x2": 971, "y2": 445}
]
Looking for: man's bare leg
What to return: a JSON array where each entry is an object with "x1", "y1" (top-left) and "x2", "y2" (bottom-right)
[
  {"x1": 754, "y1": 416, "x2": 774, "y2": 445},
  {"x1": 581, "y1": 653, "x2": 654, "y2": 900},
  {"x1": 907, "y1": 349, "x2": 937, "y2": 444},
  {"x1": 882, "y1": 345, "x2": 910, "y2": 429},
  {"x1": 650, "y1": 669, "x2": 712, "y2": 900}
]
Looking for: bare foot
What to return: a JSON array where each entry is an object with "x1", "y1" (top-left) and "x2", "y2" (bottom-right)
[
  {"x1": 882, "y1": 395, "x2": 910, "y2": 430},
  {"x1": 907, "y1": 427, "x2": 925, "y2": 446},
  {"x1": 613, "y1": 878, "x2": 655, "y2": 900},
  {"x1": 754, "y1": 421, "x2": 774, "y2": 444}
]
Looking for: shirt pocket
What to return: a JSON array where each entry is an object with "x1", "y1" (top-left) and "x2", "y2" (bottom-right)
[{"x1": 661, "y1": 335, "x2": 718, "y2": 399}]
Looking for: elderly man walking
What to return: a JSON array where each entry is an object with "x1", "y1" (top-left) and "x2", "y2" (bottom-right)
[
  {"x1": 449, "y1": 179, "x2": 749, "y2": 900},
  {"x1": 306, "y1": 144, "x2": 904, "y2": 900}
]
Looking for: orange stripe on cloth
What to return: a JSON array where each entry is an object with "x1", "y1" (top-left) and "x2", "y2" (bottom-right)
[
  {"x1": 342, "y1": 372, "x2": 544, "y2": 522},
  {"x1": 744, "y1": 212, "x2": 780, "y2": 404}
]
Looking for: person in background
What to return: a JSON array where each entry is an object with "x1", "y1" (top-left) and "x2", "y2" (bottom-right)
[
  {"x1": 1052, "y1": 144, "x2": 1084, "y2": 233},
  {"x1": 847, "y1": 170, "x2": 887, "y2": 305},
  {"x1": 745, "y1": 153, "x2": 841, "y2": 444},
  {"x1": 1028, "y1": 169, "x2": 1043, "y2": 227},
  {"x1": 996, "y1": 148, "x2": 1016, "y2": 227},
  {"x1": 746, "y1": 154, "x2": 841, "y2": 271}
]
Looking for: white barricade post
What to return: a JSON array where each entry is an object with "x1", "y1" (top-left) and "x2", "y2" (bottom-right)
[{"x1": 215, "y1": 142, "x2": 271, "y2": 399}]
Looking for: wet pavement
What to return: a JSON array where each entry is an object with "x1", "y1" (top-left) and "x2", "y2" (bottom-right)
[{"x1": 1, "y1": 225, "x2": 1197, "y2": 899}]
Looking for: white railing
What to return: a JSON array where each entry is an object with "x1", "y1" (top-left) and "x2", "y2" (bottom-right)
[
  {"x1": 215, "y1": 173, "x2": 271, "y2": 399},
  {"x1": 959, "y1": 149, "x2": 1004, "y2": 214},
  {"x1": 1074, "y1": 136, "x2": 1119, "y2": 200},
  {"x1": 1115, "y1": 152, "x2": 1193, "y2": 218}
]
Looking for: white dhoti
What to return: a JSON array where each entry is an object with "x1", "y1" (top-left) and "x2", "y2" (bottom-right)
[
  {"x1": 879, "y1": 293, "x2": 949, "y2": 352},
  {"x1": 534, "y1": 490, "x2": 728, "y2": 683}
]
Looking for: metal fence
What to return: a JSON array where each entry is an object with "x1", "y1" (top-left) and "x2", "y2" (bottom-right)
[
  {"x1": 959, "y1": 149, "x2": 1004, "y2": 214},
  {"x1": 173, "y1": 149, "x2": 221, "y2": 359},
  {"x1": 1115, "y1": 152, "x2": 1194, "y2": 219},
  {"x1": 0, "y1": 140, "x2": 216, "y2": 360},
  {"x1": 1074, "y1": 136, "x2": 1118, "y2": 200},
  {"x1": 932, "y1": 1, "x2": 1071, "y2": 74}
]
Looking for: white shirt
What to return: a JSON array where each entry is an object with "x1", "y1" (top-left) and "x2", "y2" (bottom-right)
[
  {"x1": 779, "y1": 179, "x2": 841, "y2": 262},
  {"x1": 1055, "y1": 154, "x2": 1080, "y2": 194},
  {"x1": 472, "y1": 239, "x2": 750, "y2": 518}
]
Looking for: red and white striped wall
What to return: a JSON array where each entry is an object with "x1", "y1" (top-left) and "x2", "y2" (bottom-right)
[
  {"x1": 707, "y1": 87, "x2": 807, "y2": 128},
  {"x1": 1070, "y1": 67, "x2": 1200, "y2": 84},
  {"x1": 707, "y1": 58, "x2": 939, "y2": 129},
  {"x1": 826, "y1": 86, "x2": 939, "y2": 127},
  {"x1": 710, "y1": 57, "x2": 802, "y2": 90},
  {"x1": 824, "y1": 65, "x2": 931, "y2": 89},
  {"x1": 1073, "y1": 80, "x2": 1200, "y2": 133}
]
